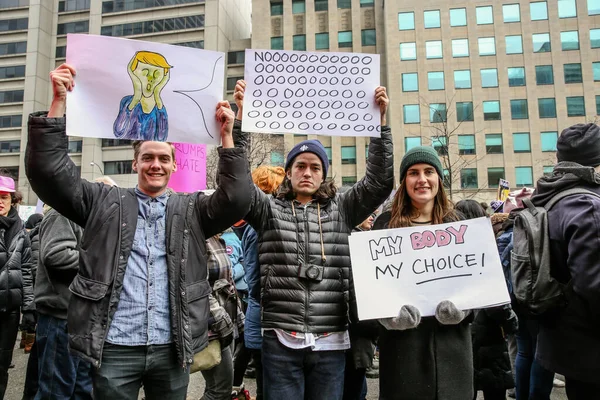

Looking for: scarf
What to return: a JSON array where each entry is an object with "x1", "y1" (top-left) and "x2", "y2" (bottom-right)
[{"x1": 0, "y1": 207, "x2": 22, "y2": 250}]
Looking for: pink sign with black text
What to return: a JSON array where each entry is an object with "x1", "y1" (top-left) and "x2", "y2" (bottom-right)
[{"x1": 168, "y1": 143, "x2": 207, "y2": 193}]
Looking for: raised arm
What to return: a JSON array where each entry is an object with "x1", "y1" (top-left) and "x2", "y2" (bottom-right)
[{"x1": 340, "y1": 86, "x2": 394, "y2": 228}]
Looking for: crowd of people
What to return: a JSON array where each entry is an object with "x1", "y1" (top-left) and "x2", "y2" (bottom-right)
[{"x1": 0, "y1": 64, "x2": 596, "y2": 400}]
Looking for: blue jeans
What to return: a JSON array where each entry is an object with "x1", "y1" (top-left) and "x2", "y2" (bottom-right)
[
  {"x1": 35, "y1": 313, "x2": 93, "y2": 400},
  {"x1": 200, "y1": 343, "x2": 233, "y2": 400},
  {"x1": 93, "y1": 342, "x2": 189, "y2": 400},
  {"x1": 262, "y1": 330, "x2": 345, "y2": 400},
  {"x1": 514, "y1": 317, "x2": 553, "y2": 400}
]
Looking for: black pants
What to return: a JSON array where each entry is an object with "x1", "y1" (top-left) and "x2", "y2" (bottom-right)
[
  {"x1": 232, "y1": 332, "x2": 252, "y2": 387},
  {"x1": 566, "y1": 377, "x2": 600, "y2": 400},
  {"x1": 22, "y1": 339, "x2": 39, "y2": 400},
  {"x1": 0, "y1": 310, "x2": 20, "y2": 400}
]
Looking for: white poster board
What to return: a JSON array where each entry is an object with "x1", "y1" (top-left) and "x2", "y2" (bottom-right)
[
  {"x1": 66, "y1": 34, "x2": 225, "y2": 145},
  {"x1": 348, "y1": 217, "x2": 510, "y2": 320},
  {"x1": 242, "y1": 49, "x2": 381, "y2": 137}
]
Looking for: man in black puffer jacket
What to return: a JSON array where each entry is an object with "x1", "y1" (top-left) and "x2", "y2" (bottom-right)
[{"x1": 232, "y1": 81, "x2": 394, "y2": 399}]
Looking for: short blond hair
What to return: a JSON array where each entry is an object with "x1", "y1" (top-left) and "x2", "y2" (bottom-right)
[
  {"x1": 130, "y1": 51, "x2": 173, "y2": 74},
  {"x1": 252, "y1": 166, "x2": 285, "y2": 195}
]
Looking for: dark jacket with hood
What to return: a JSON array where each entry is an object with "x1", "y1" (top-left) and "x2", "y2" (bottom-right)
[
  {"x1": 0, "y1": 207, "x2": 34, "y2": 313},
  {"x1": 233, "y1": 121, "x2": 394, "y2": 333},
  {"x1": 25, "y1": 113, "x2": 253, "y2": 368},
  {"x1": 530, "y1": 162, "x2": 600, "y2": 383},
  {"x1": 373, "y1": 210, "x2": 474, "y2": 400}
]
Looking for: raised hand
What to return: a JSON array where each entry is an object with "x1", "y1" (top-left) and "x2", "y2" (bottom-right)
[
  {"x1": 375, "y1": 86, "x2": 389, "y2": 126},
  {"x1": 127, "y1": 54, "x2": 142, "y2": 111},
  {"x1": 233, "y1": 79, "x2": 246, "y2": 120},
  {"x1": 154, "y1": 70, "x2": 170, "y2": 110},
  {"x1": 216, "y1": 101, "x2": 235, "y2": 148},
  {"x1": 48, "y1": 64, "x2": 76, "y2": 117}
]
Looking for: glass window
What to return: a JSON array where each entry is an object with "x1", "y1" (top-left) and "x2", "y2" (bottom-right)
[
  {"x1": 428, "y1": 71, "x2": 444, "y2": 91},
  {"x1": 508, "y1": 67, "x2": 526, "y2": 86},
  {"x1": 476, "y1": 6, "x2": 494, "y2": 24},
  {"x1": 0, "y1": 90, "x2": 24, "y2": 103},
  {"x1": 481, "y1": 68, "x2": 498, "y2": 88},
  {"x1": 0, "y1": 65, "x2": 25, "y2": 79},
  {"x1": 451, "y1": 39, "x2": 469, "y2": 57},
  {"x1": 589, "y1": 0, "x2": 600, "y2": 15},
  {"x1": 101, "y1": 15, "x2": 204, "y2": 37},
  {"x1": 506, "y1": 35, "x2": 523, "y2": 54},
  {"x1": 461, "y1": 169, "x2": 478, "y2": 189},
  {"x1": 533, "y1": 33, "x2": 551, "y2": 53},
  {"x1": 530, "y1": 1, "x2": 548, "y2": 20},
  {"x1": 341, "y1": 146, "x2": 357, "y2": 164},
  {"x1": 566, "y1": 96, "x2": 585, "y2": 116},
  {"x1": 402, "y1": 73, "x2": 418, "y2": 92},
  {"x1": 400, "y1": 42, "x2": 416, "y2": 60},
  {"x1": 591, "y1": 29, "x2": 600, "y2": 48},
  {"x1": 430, "y1": 103, "x2": 447, "y2": 123},
  {"x1": 597, "y1": 95, "x2": 600, "y2": 115},
  {"x1": 454, "y1": 70, "x2": 471, "y2": 89},
  {"x1": 104, "y1": 161, "x2": 133, "y2": 175},
  {"x1": 293, "y1": 35, "x2": 306, "y2": 50},
  {"x1": 450, "y1": 8, "x2": 467, "y2": 26},
  {"x1": 564, "y1": 63, "x2": 583, "y2": 83},
  {"x1": 558, "y1": 0, "x2": 577, "y2": 18},
  {"x1": 593, "y1": 62, "x2": 600, "y2": 81},
  {"x1": 315, "y1": 0, "x2": 328, "y2": 11},
  {"x1": 101, "y1": 139, "x2": 131, "y2": 147},
  {"x1": 426, "y1": 41, "x2": 443, "y2": 59},
  {"x1": 424, "y1": 10, "x2": 441, "y2": 28},
  {"x1": 488, "y1": 168, "x2": 505, "y2": 188},
  {"x1": 403, "y1": 105, "x2": 420, "y2": 124},
  {"x1": 503, "y1": 4, "x2": 520, "y2": 22},
  {"x1": 486, "y1": 134, "x2": 503, "y2": 154},
  {"x1": 270, "y1": 1, "x2": 283, "y2": 15},
  {"x1": 342, "y1": 177, "x2": 357, "y2": 185},
  {"x1": 292, "y1": 0, "x2": 305, "y2": 14},
  {"x1": 271, "y1": 36, "x2": 283, "y2": 50},
  {"x1": 57, "y1": 20, "x2": 89, "y2": 35},
  {"x1": 398, "y1": 12, "x2": 414, "y2": 30},
  {"x1": 176, "y1": 41, "x2": 204, "y2": 49},
  {"x1": 511, "y1": 99, "x2": 529, "y2": 119},
  {"x1": 360, "y1": 0, "x2": 374, "y2": 7},
  {"x1": 543, "y1": 166, "x2": 554, "y2": 177},
  {"x1": 270, "y1": 151, "x2": 284, "y2": 166},
  {"x1": 456, "y1": 102, "x2": 474, "y2": 122},
  {"x1": 0, "y1": 140, "x2": 20, "y2": 153},
  {"x1": 515, "y1": 167, "x2": 533, "y2": 187},
  {"x1": 541, "y1": 131, "x2": 558, "y2": 151},
  {"x1": 538, "y1": 98, "x2": 557, "y2": 118},
  {"x1": 227, "y1": 77, "x2": 242, "y2": 91},
  {"x1": 431, "y1": 136, "x2": 448, "y2": 156},
  {"x1": 536, "y1": 65, "x2": 554, "y2": 85},
  {"x1": 338, "y1": 31, "x2": 352, "y2": 48},
  {"x1": 338, "y1": 0, "x2": 351, "y2": 9},
  {"x1": 0, "y1": 41, "x2": 26, "y2": 56},
  {"x1": 227, "y1": 51, "x2": 245, "y2": 64},
  {"x1": 483, "y1": 101, "x2": 501, "y2": 120},
  {"x1": 67, "y1": 140, "x2": 82, "y2": 154},
  {"x1": 405, "y1": 137, "x2": 422, "y2": 152},
  {"x1": 513, "y1": 132, "x2": 531, "y2": 152},
  {"x1": 459, "y1": 135, "x2": 476, "y2": 155},
  {"x1": 478, "y1": 37, "x2": 496, "y2": 56},
  {"x1": 315, "y1": 33, "x2": 329, "y2": 50},
  {"x1": 561, "y1": 31, "x2": 579, "y2": 50},
  {"x1": 0, "y1": 115, "x2": 21, "y2": 129},
  {"x1": 0, "y1": 18, "x2": 28, "y2": 32},
  {"x1": 361, "y1": 29, "x2": 376, "y2": 46},
  {"x1": 324, "y1": 147, "x2": 332, "y2": 163}
]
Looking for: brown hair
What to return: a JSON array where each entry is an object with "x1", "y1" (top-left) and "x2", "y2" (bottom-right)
[
  {"x1": 132, "y1": 140, "x2": 176, "y2": 162},
  {"x1": 276, "y1": 177, "x2": 337, "y2": 204},
  {"x1": 10, "y1": 191, "x2": 23, "y2": 206},
  {"x1": 252, "y1": 166, "x2": 285, "y2": 194},
  {"x1": 388, "y1": 175, "x2": 459, "y2": 228}
]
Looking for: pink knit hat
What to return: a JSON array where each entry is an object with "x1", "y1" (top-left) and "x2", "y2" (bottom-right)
[
  {"x1": 0, "y1": 176, "x2": 15, "y2": 193},
  {"x1": 503, "y1": 187, "x2": 534, "y2": 213}
]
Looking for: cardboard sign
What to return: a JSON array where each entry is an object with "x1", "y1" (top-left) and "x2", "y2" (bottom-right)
[
  {"x1": 66, "y1": 34, "x2": 225, "y2": 145},
  {"x1": 242, "y1": 49, "x2": 381, "y2": 137},
  {"x1": 168, "y1": 143, "x2": 207, "y2": 193},
  {"x1": 348, "y1": 217, "x2": 510, "y2": 320}
]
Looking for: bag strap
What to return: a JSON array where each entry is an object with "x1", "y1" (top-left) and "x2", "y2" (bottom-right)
[{"x1": 544, "y1": 188, "x2": 600, "y2": 211}]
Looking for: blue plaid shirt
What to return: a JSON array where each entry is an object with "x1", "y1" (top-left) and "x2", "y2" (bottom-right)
[{"x1": 106, "y1": 188, "x2": 172, "y2": 345}]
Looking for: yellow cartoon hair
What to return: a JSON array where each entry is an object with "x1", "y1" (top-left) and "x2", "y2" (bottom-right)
[{"x1": 130, "y1": 51, "x2": 173, "y2": 73}]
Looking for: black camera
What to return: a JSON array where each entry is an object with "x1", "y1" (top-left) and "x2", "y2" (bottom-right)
[{"x1": 298, "y1": 263, "x2": 324, "y2": 282}]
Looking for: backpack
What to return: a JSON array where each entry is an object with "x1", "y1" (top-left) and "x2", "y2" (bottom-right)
[{"x1": 510, "y1": 188, "x2": 600, "y2": 316}]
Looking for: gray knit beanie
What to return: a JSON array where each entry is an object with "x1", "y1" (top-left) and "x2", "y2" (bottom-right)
[{"x1": 399, "y1": 146, "x2": 444, "y2": 179}]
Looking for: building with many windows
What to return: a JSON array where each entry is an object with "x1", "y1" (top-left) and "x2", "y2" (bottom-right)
[{"x1": 0, "y1": 0, "x2": 250, "y2": 203}]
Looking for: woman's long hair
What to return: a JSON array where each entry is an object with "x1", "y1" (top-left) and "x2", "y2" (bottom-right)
[
  {"x1": 276, "y1": 176, "x2": 337, "y2": 204},
  {"x1": 388, "y1": 175, "x2": 459, "y2": 228}
]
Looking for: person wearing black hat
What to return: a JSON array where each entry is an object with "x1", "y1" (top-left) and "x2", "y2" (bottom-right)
[
  {"x1": 372, "y1": 146, "x2": 474, "y2": 400},
  {"x1": 530, "y1": 123, "x2": 600, "y2": 399},
  {"x1": 231, "y1": 80, "x2": 394, "y2": 399}
]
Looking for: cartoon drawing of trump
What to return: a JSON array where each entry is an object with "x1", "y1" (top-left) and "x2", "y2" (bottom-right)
[{"x1": 113, "y1": 51, "x2": 172, "y2": 141}]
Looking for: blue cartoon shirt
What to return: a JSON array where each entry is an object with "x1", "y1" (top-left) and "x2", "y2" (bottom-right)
[{"x1": 113, "y1": 95, "x2": 168, "y2": 141}]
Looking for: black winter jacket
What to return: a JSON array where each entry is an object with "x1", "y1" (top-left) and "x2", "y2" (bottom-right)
[
  {"x1": 0, "y1": 214, "x2": 34, "y2": 313},
  {"x1": 28, "y1": 224, "x2": 40, "y2": 284},
  {"x1": 25, "y1": 113, "x2": 253, "y2": 367},
  {"x1": 235, "y1": 122, "x2": 394, "y2": 333}
]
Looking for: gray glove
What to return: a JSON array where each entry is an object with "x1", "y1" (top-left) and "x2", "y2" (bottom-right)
[
  {"x1": 435, "y1": 300, "x2": 469, "y2": 325},
  {"x1": 379, "y1": 305, "x2": 421, "y2": 331}
]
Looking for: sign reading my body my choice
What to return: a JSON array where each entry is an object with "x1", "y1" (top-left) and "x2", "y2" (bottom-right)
[{"x1": 348, "y1": 217, "x2": 511, "y2": 320}]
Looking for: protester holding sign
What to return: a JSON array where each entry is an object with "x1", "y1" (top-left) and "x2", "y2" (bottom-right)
[
  {"x1": 233, "y1": 80, "x2": 394, "y2": 399},
  {"x1": 372, "y1": 146, "x2": 473, "y2": 400},
  {"x1": 25, "y1": 64, "x2": 253, "y2": 400}
]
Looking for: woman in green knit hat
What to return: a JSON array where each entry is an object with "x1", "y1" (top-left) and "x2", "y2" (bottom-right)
[{"x1": 373, "y1": 146, "x2": 474, "y2": 400}]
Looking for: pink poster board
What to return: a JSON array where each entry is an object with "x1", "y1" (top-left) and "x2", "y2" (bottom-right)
[{"x1": 169, "y1": 143, "x2": 207, "y2": 193}]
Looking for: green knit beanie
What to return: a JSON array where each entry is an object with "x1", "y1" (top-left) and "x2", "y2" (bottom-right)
[{"x1": 399, "y1": 146, "x2": 444, "y2": 179}]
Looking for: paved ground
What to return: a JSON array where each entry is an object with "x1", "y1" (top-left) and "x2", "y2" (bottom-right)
[{"x1": 5, "y1": 341, "x2": 567, "y2": 399}]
